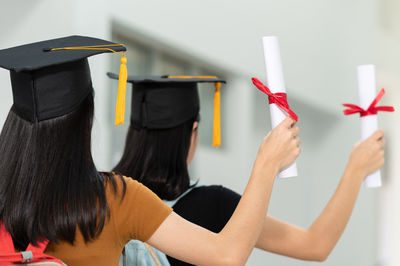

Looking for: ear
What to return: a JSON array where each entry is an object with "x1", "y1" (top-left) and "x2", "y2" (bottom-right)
[{"x1": 193, "y1": 121, "x2": 199, "y2": 131}]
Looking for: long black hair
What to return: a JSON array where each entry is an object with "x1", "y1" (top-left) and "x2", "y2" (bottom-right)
[
  {"x1": 0, "y1": 94, "x2": 121, "y2": 250},
  {"x1": 114, "y1": 116, "x2": 197, "y2": 200}
]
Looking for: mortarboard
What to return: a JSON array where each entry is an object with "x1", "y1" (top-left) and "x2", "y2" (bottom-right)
[
  {"x1": 0, "y1": 35, "x2": 128, "y2": 123},
  {"x1": 107, "y1": 73, "x2": 226, "y2": 147}
]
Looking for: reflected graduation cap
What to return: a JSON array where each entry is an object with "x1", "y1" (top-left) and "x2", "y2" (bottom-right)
[
  {"x1": 107, "y1": 73, "x2": 226, "y2": 147},
  {"x1": 0, "y1": 35, "x2": 127, "y2": 123}
]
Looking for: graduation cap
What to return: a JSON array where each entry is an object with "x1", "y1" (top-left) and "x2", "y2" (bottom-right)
[
  {"x1": 107, "y1": 73, "x2": 226, "y2": 147},
  {"x1": 0, "y1": 35, "x2": 128, "y2": 123}
]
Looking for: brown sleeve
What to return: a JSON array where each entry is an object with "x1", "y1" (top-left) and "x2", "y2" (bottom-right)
[{"x1": 110, "y1": 176, "x2": 172, "y2": 245}]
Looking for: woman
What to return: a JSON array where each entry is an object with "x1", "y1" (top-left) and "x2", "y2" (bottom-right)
[
  {"x1": 0, "y1": 36, "x2": 301, "y2": 266},
  {"x1": 112, "y1": 74, "x2": 386, "y2": 265}
]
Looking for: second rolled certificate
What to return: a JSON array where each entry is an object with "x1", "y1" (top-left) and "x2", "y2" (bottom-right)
[
  {"x1": 262, "y1": 36, "x2": 298, "y2": 178},
  {"x1": 358, "y1": 65, "x2": 381, "y2": 187}
]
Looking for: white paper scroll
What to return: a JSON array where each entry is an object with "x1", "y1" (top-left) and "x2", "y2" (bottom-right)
[
  {"x1": 357, "y1": 64, "x2": 381, "y2": 187},
  {"x1": 262, "y1": 36, "x2": 298, "y2": 178}
]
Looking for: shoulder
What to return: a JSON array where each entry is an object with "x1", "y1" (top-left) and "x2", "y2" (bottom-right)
[
  {"x1": 172, "y1": 185, "x2": 241, "y2": 232},
  {"x1": 181, "y1": 185, "x2": 241, "y2": 203},
  {"x1": 105, "y1": 174, "x2": 172, "y2": 243},
  {"x1": 104, "y1": 173, "x2": 162, "y2": 205}
]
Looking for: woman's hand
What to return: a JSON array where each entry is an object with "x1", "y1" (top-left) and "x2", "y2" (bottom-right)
[
  {"x1": 347, "y1": 129, "x2": 385, "y2": 178},
  {"x1": 255, "y1": 117, "x2": 300, "y2": 172}
]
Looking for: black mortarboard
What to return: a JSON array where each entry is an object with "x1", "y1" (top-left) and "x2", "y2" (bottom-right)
[
  {"x1": 0, "y1": 35, "x2": 127, "y2": 122},
  {"x1": 107, "y1": 73, "x2": 226, "y2": 147}
]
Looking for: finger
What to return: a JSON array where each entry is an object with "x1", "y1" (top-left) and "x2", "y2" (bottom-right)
[
  {"x1": 370, "y1": 129, "x2": 384, "y2": 141},
  {"x1": 378, "y1": 138, "x2": 386, "y2": 148},
  {"x1": 290, "y1": 127, "x2": 300, "y2": 138},
  {"x1": 295, "y1": 137, "x2": 301, "y2": 147},
  {"x1": 279, "y1": 116, "x2": 296, "y2": 129},
  {"x1": 295, "y1": 147, "x2": 301, "y2": 157}
]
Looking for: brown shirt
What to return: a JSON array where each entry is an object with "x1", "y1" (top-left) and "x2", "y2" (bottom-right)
[{"x1": 45, "y1": 176, "x2": 172, "y2": 266}]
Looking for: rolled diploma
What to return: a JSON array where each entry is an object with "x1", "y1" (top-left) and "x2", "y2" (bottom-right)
[
  {"x1": 358, "y1": 64, "x2": 381, "y2": 187},
  {"x1": 262, "y1": 36, "x2": 298, "y2": 178}
]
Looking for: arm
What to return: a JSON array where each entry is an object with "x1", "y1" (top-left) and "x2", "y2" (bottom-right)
[
  {"x1": 149, "y1": 161, "x2": 276, "y2": 266},
  {"x1": 148, "y1": 117, "x2": 300, "y2": 266},
  {"x1": 255, "y1": 130, "x2": 386, "y2": 261}
]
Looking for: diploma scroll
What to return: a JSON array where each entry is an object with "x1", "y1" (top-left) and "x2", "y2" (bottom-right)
[
  {"x1": 357, "y1": 65, "x2": 381, "y2": 187},
  {"x1": 262, "y1": 36, "x2": 298, "y2": 178}
]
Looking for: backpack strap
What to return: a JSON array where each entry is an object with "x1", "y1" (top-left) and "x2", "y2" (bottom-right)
[
  {"x1": 163, "y1": 183, "x2": 198, "y2": 208},
  {"x1": 27, "y1": 239, "x2": 49, "y2": 253},
  {"x1": 0, "y1": 222, "x2": 63, "y2": 265},
  {"x1": 122, "y1": 247, "x2": 126, "y2": 266},
  {"x1": 0, "y1": 251, "x2": 62, "y2": 264},
  {"x1": 0, "y1": 222, "x2": 49, "y2": 254},
  {"x1": 0, "y1": 223, "x2": 14, "y2": 253},
  {"x1": 144, "y1": 243, "x2": 162, "y2": 266}
]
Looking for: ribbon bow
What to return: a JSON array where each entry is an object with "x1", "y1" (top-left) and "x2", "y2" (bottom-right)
[
  {"x1": 342, "y1": 88, "x2": 394, "y2": 117},
  {"x1": 252, "y1": 77, "x2": 298, "y2": 122}
]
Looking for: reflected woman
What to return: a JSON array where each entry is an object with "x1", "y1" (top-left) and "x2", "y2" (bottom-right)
[{"x1": 110, "y1": 74, "x2": 386, "y2": 265}]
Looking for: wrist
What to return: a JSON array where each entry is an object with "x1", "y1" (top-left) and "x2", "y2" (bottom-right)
[
  {"x1": 253, "y1": 158, "x2": 280, "y2": 178},
  {"x1": 344, "y1": 161, "x2": 365, "y2": 182}
]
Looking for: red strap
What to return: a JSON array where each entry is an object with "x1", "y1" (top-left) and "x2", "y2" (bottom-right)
[
  {"x1": 343, "y1": 88, "x2": 395, "y2": 117},
  {"x1": 0, "y1": 252, "x2": 63, "y2": 265},
  {"x1": 27, "y1": 239, "x2": 49, "y2": 253},
  {"x1": 252, "y1": 77, "x2": 298, "y2": 122},
  {"x1": 0, "y1": 222, "x2": 58, "y2": 265},
  {"x1": 0, "y1": 223, "x2": 14, "y2": 253},
  {"x1": 0, "y1": 222, "x2": 49, "y2": 253}
]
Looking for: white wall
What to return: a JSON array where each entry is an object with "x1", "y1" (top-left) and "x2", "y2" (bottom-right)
[
  {"x1": 376, "y1": 0, "x2": 400, "y2": 264},
  {"x1": 0, "y1": 0, "x2": 76, "y2": 125},
  {"x1": 0, "y1": 1, "x2": 395, "y2": 265}
]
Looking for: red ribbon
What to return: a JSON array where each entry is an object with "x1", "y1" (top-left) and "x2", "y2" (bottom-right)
[
  {"x1": 252, "y1": 77, "x2": 298, "y2": 122},
  {"x1": 342, "y1": 88, "x2": 394, "y2": 117}
]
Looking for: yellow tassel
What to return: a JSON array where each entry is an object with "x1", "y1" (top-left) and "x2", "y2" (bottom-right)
[
  {"x1": 212, "y1": 82, "x2": 221, "y2": 147},
  {"x1": 115, "y1": 54, "x2": 128, "y2": 125},
  {"x1": 168, "y1": 75, "x2": 222, "y2": 147}
]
